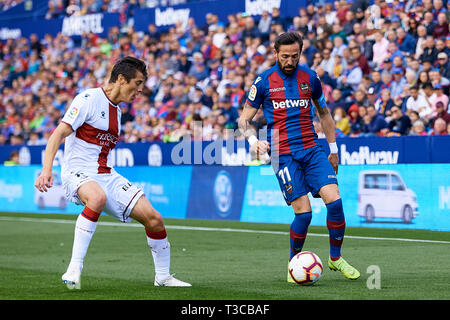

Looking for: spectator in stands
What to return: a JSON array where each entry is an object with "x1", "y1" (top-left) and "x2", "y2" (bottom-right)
[
  {"x1": 258, "y1": 10, "x2": 271, "y2": 42},
  {"x1": 241, "y1": 16, "x2": 260, "y2": 40},
  {"x1": 378, "y1": 58, "x2": 392, "y2": 75},
  {"x1": 366, "y1": 86, "x2": 378, "y2": 106},
  {"x1": 333, "y1": 106, "x2": 350, "y2": 136},
  {"x1": 353, "y1": 89, "x2": 369, "y2": 108},
  {"x1": 409, "y1": 120, "x2": 428, "y2": 136},
  {"x1": 430, "y1": 68, "x2": 450, "y2": 89},
  {"x1": 433, "y1": 12, "x2": 449, "y2": 38},
  {"x1": 319, "y1": 48, "x2": 334, "y2": 75},
  {"x1": 347, "y1": 104, "x2": 364, "y2": 137},
  {"x1": 350, "y1": 45, "x2": 371, "y2": 75},
  {"x1": 338, "y1": 56, "x2": 362, "y2": 97},
  {"x1": 3, "y1": 150, "x2": 19, "y2": 166},
  {"x1": 429, "y1": 117, "x2": 448, "y2": 135},
  {"x1": 363, "y1": 104, "x2": 389, "y2": 136},
  {"x1": 375, "y1": 89, "x2": 395, "y2": 117},
  {"x1": 332, "y1": 53, "x2": 344, "y2": 79},
  {"x1": 372, "y1": 30, "x2": 389, "y2": 68},
  {"x1": 388, "y1": 106, "x2": 412, "y2": 136},
  {"x1": 390, "y1": 68, "x2": 408, "y2": 99},
  {"x1": 430, "y1": 84, "x2": 449, "y2": 114},
  {"x1": 420, "y1": 36, "x2": 439, "y2": 63},
  {"x1": 328, "y1": 88, "x2": 347, "y2": 113},
  {"x1": 433, "y1": 101, "x2": 450, "y2": 125},
  {"x1": 415, "y1": 24, "x2": 428, "y2": 58},
  {"x1": 396, "y1": 27, "x2": 417, "y2": 56},
  {"x1": 270, "y1": 7, "x2": 286, "y2": 30},
  {"x1": 406, "y1": 85, "x2": 433, "y2": 119},
  {"x1": 436, "y1": 52, "x2": 450, "y2": 80},
  {"x1": 218, "y1": 96, "x2": 238, "y2": 129}
]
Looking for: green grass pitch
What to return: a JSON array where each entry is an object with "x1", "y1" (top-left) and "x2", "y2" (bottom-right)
[{"x1": 1, "y1": 212, "x2": 450, "y2": 300}]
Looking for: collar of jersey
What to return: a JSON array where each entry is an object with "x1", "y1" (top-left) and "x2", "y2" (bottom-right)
[{"x1": 101, "y1": 88, "x2": 119, "y2": 107}]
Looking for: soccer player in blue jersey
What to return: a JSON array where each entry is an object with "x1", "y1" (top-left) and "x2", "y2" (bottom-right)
[{"x1": 238, "y1": 31, "x2": 360, "y2": 281}]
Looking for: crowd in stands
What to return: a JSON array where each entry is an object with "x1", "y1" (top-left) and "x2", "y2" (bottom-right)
[
  {"x1": 44, "y1": 0, "x2": 190, "y2": 20},
  {"x1": 0, "y1": 0, "x2": 449, "y2": 148},
  {"x1": 0, "y1": 0, "x2": 24, "y2": 12}
]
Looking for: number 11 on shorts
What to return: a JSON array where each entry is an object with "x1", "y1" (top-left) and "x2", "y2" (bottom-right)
[{"x1": 278, "y1": 167, "x2": 292, "y2": 184}]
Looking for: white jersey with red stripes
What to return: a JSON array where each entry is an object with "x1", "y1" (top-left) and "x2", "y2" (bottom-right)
[{"x1": 61, "y1": 88, "x2": 121, "y2": 175}]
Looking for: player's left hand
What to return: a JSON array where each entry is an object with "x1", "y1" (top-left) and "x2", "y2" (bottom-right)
[{"x1": 328, "y1": 153, "x2": 339, "y2": 174}]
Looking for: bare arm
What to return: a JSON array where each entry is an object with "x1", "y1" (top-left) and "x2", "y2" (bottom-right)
[
  {"x1": 237, "y1": 102, "x2": 269, "y2": 155},
  {"x1": 237, "y1": 101, "x2": 258, "y2": 139},
  {"x1": 313, "y1": 98, "x2": 336, "y2": 144},
  {"x1": 313, "y1": 97, "x2": 339, "y2": 174},
  {"x1": 34, "y1": 122, "x2": 74, "y2": 192}
]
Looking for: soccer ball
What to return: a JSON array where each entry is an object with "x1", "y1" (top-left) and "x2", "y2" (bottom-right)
[{"x1": 288, "y1": 251, "x2": 323, "y2": 285}]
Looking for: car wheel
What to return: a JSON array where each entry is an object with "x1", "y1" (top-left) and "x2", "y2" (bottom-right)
[
  {"x1": 365, "y1": 205, "x2": 375, "y2": 222},
  {"x1": 402, "y1": 205, "x2": 413, "y2": 224}
]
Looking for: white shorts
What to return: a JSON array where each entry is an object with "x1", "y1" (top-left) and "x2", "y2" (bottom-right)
[{"x1": 61, "y1": 169, "x2": 144, "y2": 223}]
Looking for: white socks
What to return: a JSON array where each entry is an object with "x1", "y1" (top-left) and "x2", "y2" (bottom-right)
[
  {"x1": 146, "y1": 229, "x2": 171, "y2": 282},
  {"x1": 68, "y1": 208, "x2": 100, "y2": 270}
]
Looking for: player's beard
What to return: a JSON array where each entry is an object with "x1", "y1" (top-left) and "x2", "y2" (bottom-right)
[{"x1": 279, "y1": 60, "x2": 298, "y2": 76}]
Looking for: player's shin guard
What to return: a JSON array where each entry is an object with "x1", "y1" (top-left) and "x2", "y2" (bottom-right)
[
  {"x1": 326, "y1": 199, "x2": 346, "y2": 261},
  {"x1": 146, "y1": 228, "x2": 170, "y2": 282},
  {"x1": 69, "y1": 207, "x2": 101, "y2": 268},
  {"x1": 289, "y1": 212, "x2": 312, "y2": 260}
]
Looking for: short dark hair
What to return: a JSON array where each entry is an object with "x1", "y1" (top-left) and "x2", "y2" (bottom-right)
[
  {"x1": 274, "y1": 31, "x2": 303, "y2": 53},
  {"x1": 109, "y1": 56, "x2": 148, "y2": 83},
  {"x1": 422, "y1": 81, "x2": 433, "y2": 90}
]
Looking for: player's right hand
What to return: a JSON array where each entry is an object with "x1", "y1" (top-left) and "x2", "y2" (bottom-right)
[{"x1": 35, "y1": 171, "x2": 54, "y2": 192}]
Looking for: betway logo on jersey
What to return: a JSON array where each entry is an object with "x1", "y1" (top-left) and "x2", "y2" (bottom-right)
[
  {"x1": 95, "y1": 132, "x2": 119, "y2": 147},
  {"x1": 340, "y1": 145, "x2": 399, "y2": 165},
  {"x1": 272, "y1": 99, "x2": 309, "y2": 109}
]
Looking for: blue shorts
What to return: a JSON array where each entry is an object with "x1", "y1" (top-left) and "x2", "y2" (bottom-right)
[{"x1": 272, "y1": 145, "x2": 338, "y2": 205}]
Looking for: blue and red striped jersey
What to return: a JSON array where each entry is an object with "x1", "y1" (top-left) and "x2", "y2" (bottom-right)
[{"x1": 246, "y1": 62, "x2": 323, "y2": 155}]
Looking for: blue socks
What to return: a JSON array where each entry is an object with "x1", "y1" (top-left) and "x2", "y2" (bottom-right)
[
  {"x1": 289, "y1": 199, "x2": 346, "y2": 261},
  {"x1": 289, "y1": 211, "x2": 312, "y2": 260},
  {"x1": 326, "y1": 199, "x2": 346, "y2": 260}
]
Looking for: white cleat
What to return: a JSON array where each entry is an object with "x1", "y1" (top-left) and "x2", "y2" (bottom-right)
[
  {"x1": 62, "y1": 265, "x2": 82, "y2": 290},
  {"x1": 154, "y1": 274, "x2": 191, "y2": 287}
]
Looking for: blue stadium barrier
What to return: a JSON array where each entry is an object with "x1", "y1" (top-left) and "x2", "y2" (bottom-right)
[
  {"x1": 1, "y1": 162, "x2": 450, "y2": 231},
  {"x1": 2, "y1": 136, "x2": 449, "y2": 166}
]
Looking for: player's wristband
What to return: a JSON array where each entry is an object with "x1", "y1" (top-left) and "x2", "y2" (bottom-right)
[
  {"x1": 248, "y1": 135, "x2": 258, "y2": 147},
  {"x1": 329, "y1": 142, "x2": 338, "y2": 154}
]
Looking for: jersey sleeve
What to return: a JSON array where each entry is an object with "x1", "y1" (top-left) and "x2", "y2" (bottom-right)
[
  {"x1": 62, "y1": 92, "x2": 92, "y2": 131},
  {"x1": 310, "y1": 70, "x2": 324, "y2": 101},
  {"x1": 245, "y1": 75, "x2": 265, "y2": 109}
]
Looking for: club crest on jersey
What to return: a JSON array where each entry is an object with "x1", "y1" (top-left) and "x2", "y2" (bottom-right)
[
  {"x1": 285, "y1": 183, "x2": 293, "y2": 194},
  {"x1": 100, "y1": 111, "x2": 106, "y2": 119},
  {"x1": 300, "y1": 83, "x2": 309, "y2": 93},
  {"x1": 248, "y1": 84, "x2": 257, "y2": 101}
]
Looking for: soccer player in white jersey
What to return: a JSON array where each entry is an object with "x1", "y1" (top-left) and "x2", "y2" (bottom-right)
[{"x1": 34, "y1": 56, "x2": 191, "y2": 289}]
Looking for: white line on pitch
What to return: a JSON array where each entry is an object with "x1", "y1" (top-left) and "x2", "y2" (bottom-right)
[{"x1": 1, "y1": 216, "x2": 449, "y2": 245}]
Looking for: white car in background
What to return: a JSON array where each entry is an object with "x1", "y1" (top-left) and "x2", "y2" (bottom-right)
[
  {"x1": 357, "y1": 170, "x2": 418, "y2": 224},
  {"x1": 34, "y1": 170, "x2": 67, "y2": 210}
]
